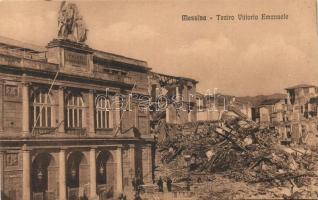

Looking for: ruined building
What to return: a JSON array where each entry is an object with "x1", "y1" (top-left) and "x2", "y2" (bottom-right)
[
  {"x1": 195, "y1": 93, "x2": 252, "y2": 121},
  {"x1": 148, "y1": 72, "x2": 198, "y2": 125},
  {"x1": 281, "y1": 84, "x2": 318, "y2": 145},
  {"x1": 253, "y1": 84, "x2": 318, "y2": 145}
]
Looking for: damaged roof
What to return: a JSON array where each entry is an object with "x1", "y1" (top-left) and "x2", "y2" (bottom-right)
[
  {"x1": 93, "y1": 49, "x2": 150, "y2": 70},
  {"x1": 259, "y1": 98, "x2": 284, "y2": 106},
  {"x1": 285, "y1": 84, "x2": 317, "y2": 90}
]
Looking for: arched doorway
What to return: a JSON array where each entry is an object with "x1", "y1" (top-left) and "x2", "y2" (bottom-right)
[
  {"x1": 96, "y1": 150, "x2": 115, "y2": 199},
  {"x1": 31, "y1": 153, "x2": 56, "y2": 200},
  {"x1": 66, "y1": 151, "x2": 89, "y2": 200}
]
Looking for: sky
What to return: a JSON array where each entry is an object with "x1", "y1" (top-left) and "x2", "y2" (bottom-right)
[{"x1": 0, "y1": 0, "x2": 317, "y2": 96}]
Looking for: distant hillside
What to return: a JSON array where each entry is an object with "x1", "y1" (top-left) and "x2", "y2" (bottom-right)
[{"x1": 237, "y1": 93, "x2": 286, "y2": 107}]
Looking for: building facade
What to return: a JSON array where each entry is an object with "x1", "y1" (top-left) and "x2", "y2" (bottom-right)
[{"x1": 0, "y1": 37, "x2": 154, "y2": 200}]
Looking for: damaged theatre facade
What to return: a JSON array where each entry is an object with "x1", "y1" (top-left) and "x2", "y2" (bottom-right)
[{"x1": 0, "y1": 3, "x2": 155, "y2": 200}]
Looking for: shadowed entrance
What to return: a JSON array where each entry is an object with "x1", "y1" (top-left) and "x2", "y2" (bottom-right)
[
  {"x1": 66, "y1": 151, "x2": 88, "y2": 200},
  {"x1": 31, "y1": 153, "x2": 56, "y2": 200},
  {"x1": 96, "y1": 150, "x2": 115, "y2": 199}
]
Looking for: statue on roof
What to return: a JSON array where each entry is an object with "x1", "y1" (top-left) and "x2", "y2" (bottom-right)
[{"x1": 58, "y1": 1, "x2": 88, "y2": 43}]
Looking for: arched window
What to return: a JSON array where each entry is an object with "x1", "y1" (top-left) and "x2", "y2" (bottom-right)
[
  {"x1": 96, "y1": 96, "x2": 112, "y2": 129},
  {"x1": 31, "y1": 90, "x2": 53, "y2": 128},
  {"x1": 66, "y1": 93, "x2": 85, "y2": 128}
]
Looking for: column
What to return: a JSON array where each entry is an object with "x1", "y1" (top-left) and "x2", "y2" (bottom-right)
[
  {"x1": 142, "y1": 144, "x2": 152, "y2": 184},
  {"x1": 59, "y1": 149, "x2": 66, "y2": 200},
  {"x1": 116, "y1": 146, "x2": 123, "y2": 193},
  {"x1": 115, "y1": 94, "x2": 122, "y2": 129},
  {"x1": 128, "y1": 145, "x2": 135, "y2": 188},
  {"x1": 89, "y1": 148, "x2": 97, "y2": 198},
  {"x1": 22, "y1": 146, "x2": 30, "y2": 200},
  {"x1": 0, "y1": 151, "x2": 4, "y2": 197},
  {"x1": 88, "y1": 90, "x2": 95, "y2": 136},
  {"x1": 0, "y1": 80, "x2": 3, "y2": 134},
  {"x1": 176, "y1": 86, "x2": 180, "y2": 101},
  {"x1": 21, "y1": 82, "x2": 29, "y2": 137},
  {"x1": 58, "y1": 87, "x2": 65, "y2": 134}
]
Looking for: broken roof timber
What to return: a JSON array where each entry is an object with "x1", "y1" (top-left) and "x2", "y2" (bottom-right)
[
  {"x1": 93, "y1": 49, "x2": 151, "y2": 70},
  {"x1": 151, "y1": 71, "x2": 198, "y2": 84}
]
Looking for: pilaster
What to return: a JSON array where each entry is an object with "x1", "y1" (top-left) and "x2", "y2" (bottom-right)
[
  {"x1": 22, "y1": 145, "x2": 30, "y2": 200},
  {"x1": 58, "y1": 87, "x2": 65, "y2": 135},
  {"x1": 116, "y1": 146, "x2": 123, "y2": 194},
  {"x1": 88, "y1": 90, "x2": 95, "y2": 136},
  {"x1": 0, "y1": 79, "x2": 3, "y2": 134},
  {"x1": 128, "y1": 144, "x2": 136, "y2": 188},
  {"x1": 0, "y1": 151, "x2": 4, "y2": 197},
  {"x1": 59, "y1": 149, "x2": 66, "y2": 200},
  {"x1": 114, "y1": 95, "x2": 121, "y2": 132},
  {"x1": 89, "y1": 148, "x2": 97, "y2": 198},
  {"x1": 21, "y1": 81, "x2": 30, "y2": 137},
  {"x1": 142, "y1": 144, "x2": 153, "y2": 184}
]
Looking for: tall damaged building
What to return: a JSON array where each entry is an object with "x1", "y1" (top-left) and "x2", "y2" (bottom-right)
[
  {"x1": 281, "y1": 84, "x2": 318, "y2": 145},
  {"x1": 148, "y1": 72, "x2": 198, "y2": 125},
  {"x1": 252, "y1": 84, "x2": 318, "y2": 146}
]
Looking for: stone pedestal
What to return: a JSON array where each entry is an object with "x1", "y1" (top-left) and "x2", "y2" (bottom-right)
[{"x1": 46, "y1": 39, "x2": 93, "y2": 72}]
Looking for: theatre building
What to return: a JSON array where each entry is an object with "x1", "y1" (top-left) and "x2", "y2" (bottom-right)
[{"x1": 0, "y1": 34, "x2": 154, "y2": 200}]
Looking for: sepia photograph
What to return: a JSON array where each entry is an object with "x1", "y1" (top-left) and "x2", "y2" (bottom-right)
[{"x1": 0, "y1": 0, "x2": 318, "y2": 199}]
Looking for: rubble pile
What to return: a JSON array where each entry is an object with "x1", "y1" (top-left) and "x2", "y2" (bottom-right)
[{"x1": 158, "y1": 117, "x2": 317, "y2": 188}]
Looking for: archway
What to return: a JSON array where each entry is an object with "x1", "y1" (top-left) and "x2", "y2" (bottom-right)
[
  {"x1": 96, "y1": 150, "x2": 115, "y2": 199},
  {"x1": 31, "y1": 152, "x2": 56, "y2": 200},
  {"x1": 66, "y1": 151, "x2": 88, "y2": 200}
]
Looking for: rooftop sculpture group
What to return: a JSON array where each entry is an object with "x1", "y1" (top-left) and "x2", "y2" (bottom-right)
[{"x1": 58, "y1": 1, "x2": 88, "y2": 43}]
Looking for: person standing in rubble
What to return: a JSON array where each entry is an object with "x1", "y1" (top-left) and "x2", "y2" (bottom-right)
[
  {"x1": 157, "y1": 176, "x2": 164, "y2": 192},
  {"x1": 166, "y1": 177, "x2": 172, "y2": 192},
  {"x1": 186, "y1": 175, "x2": 191, "y2": 191}
]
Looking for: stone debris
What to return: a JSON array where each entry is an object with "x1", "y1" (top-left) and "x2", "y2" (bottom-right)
[{"x1": 157, "y1": 116, "x2": 318, "y2": 199}]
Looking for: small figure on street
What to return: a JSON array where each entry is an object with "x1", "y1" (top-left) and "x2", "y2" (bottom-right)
[
  {"x1": 136, "y1": 176, "x2": 144, "y2": 192},
  {"x1": 157, "y1": 176, "x2": 164, "y2": 192},
  {"x1": 132, "y1": 177, "x2": 137, "y2": 191},
  {"x1": 134, "y1": 191, "x2": 142, "y2": 200},
  {"x1": 166, "y1": 177, "x2": 172, "y2": 192},
  {"x1": 80, "y1": 193, "x2": 88, "y2": 200},
  {"x1": 118, "y1": 193, "x2": 127, "y2": 200}
]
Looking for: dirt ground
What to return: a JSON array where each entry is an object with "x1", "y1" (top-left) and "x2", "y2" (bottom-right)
[
  {"x1": 155, "y1": 148, "x2": 318, "y2": 200},
  {"x1": 196, "y1": 172, "x2": 318, "y2": 199}
]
